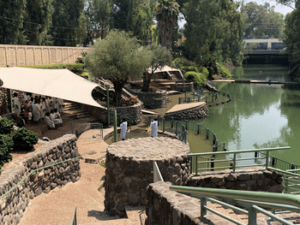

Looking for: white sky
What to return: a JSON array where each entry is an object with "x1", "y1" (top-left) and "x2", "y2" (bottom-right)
[{"x1": 178, "y1": 0, "x2": 294, "y2": 28}]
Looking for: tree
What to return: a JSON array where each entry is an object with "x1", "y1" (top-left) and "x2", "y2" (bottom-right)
[
  {"x1": 156, "y1": 0, "x2": 180, "y2": 51},
  {"x1": 142, "y1": 44, "x2": 172, "y2": 92},
  {"x1": 0, "y1": 0, "x2": 27, "y2": 44},
  {"x1": 241, "y1": 2, "x2": 285, "y2": 39},
  {"x1": 84, "y1": 30, "x2": 152, "y2": 106},
  {"x1": 51, "y1": 0, "x2": 86, "y2": 46},
  {"x1": 23, "y1": 0, "x2": 53, "y2": 45}
]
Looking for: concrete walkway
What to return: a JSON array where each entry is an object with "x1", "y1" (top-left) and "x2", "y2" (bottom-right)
[{"x1": 166, "y1": 102, "x2": 206, "y2": 114}]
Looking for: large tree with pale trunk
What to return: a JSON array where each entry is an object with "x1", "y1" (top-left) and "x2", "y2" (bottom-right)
[{"x1": 84, "y1": 30, "x2": 152, "y2": 106}]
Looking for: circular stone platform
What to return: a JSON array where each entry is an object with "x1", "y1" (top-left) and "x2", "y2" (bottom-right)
[{"x1": 104, "y1": 137, "x2": 190, "y2": 218}]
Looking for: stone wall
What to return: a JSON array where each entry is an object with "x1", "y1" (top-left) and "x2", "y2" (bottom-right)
[
  {"x1": 0, "y1": 134, "x2": 81, "y2": 225},
  {"x1": 146, "y1": 182, "x2": 202, "y2": 225},
  {"x1": 124, "y1": 87, "x2": 167, "y2": 109},
  {"x1": 170, "y1": 82, "x2": 194, "y2": 92},
  {"x1": 104, "y1": 137, "x2": 190, "y2": 218},
  {"x1": 164, "y1": 103, "x2": 209, "y2": 120},
  {"x1": 187, "y1": 168, "x2": 283, "y2": 192},
  {"x1": 81, "y1": 101, "x2": 143, "y2": 125},
  {"x1": 0, "y1": 88, "x2": 27, "y2": 115}
]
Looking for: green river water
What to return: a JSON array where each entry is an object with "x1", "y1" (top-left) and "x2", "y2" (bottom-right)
[{"x1": 106, "y1": 64, "x2": 300, "y2": 167}]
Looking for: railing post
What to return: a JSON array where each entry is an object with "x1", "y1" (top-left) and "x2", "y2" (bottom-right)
[
  {"x1": 206, "y1": 128, "x2": 209, "y2": 139},
  {"x1": 195, "y1": 156, "x2": 198, "y2": 176},
  {"x1": 200, "y1": 197, "x2": 207, "y2": 218},
  {"x1": 265, "y1": 151, "x2": 269, "y2": 169},
  {"x1": 179, "y1": 134, "x2": 182, "y2": 141},
  {"x1": 163, "y1": 118, "x2": 165, "y2": 132},
  {"x1": 186, "y1": 120, "x2": 188, "y2": 130},
  {"x1": 175, "y1": 121, "x2": 178, "y2": 135},
  {"x1": 233, "y1": 153, "x2": 236, "y2": 173},
  {"x1": 211, "y1": 158, "x2": 214, "y2": 171},
  {"x1": 284, "y1": 175, "x2": 288, "y2": 193},
  {"x1": 184, "y1": 131, "x2": 187, "y2": 144},
  {"x1": 223, "y1": 143, "x2": 226, "y2": 151},
  {"x1": 106, "y1": 85, "x2": 110, "y2": 126},
  {"x1": 248, "y1": 206, "x2": 257, "y2": 225},
  {"x1": 197, "y1": 124, "x2": 200, "y2": 135},
  {"x1": 271, "y1": 157, "x2": 275, "y2": 167},
  {"x1": 171, "y1": 117, "x2": 174, "y2": 128},
  {"x1": 113, "y1": 110, "x2": 118, "y2": 143},
  {"x1": 189, "y1": 156, "x2": 193, "y2": 174}
]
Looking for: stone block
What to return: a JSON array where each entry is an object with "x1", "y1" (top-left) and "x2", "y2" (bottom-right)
[{"x1": 237, "y1": 173, "x2": 251, "y2": 181}]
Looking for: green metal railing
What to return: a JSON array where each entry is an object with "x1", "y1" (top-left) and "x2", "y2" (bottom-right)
[
  {"x1": 170, "y1": 185, "x2": 300, "y2": 225},
  {"x1": 69, "y1": 207, "x2": 77, "y2": 225},
  {"x1": 188, "y1": 147, "x2": 290, "y2": 175},
  {"x1": 268, "y1": 167, "x2": 300, "y2": 195}
]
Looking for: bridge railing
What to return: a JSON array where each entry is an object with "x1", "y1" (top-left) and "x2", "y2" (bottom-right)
[
  {"x1": 188, "y1": 147, "x2": 290, "y2": 175},
  {"x1": 170, "y1": 185, "x2": 300, "y2": 225}
]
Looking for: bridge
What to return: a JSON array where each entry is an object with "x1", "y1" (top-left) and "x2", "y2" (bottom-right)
[{"x1": 243, "y1": 39, "x2": 289, "y2": 65}]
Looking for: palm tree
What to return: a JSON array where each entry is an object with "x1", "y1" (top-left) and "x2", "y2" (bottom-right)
[{"x1": 156, "y1": 0, "x2": 180, "y2": 51}]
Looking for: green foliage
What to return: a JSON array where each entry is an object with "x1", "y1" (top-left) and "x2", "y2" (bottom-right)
[
  {"x1": 218, "y1": 64, "x2": 232, "y2": 78},
  {"x1": 0, "y1": 118, "x2": 16, "y2": 134},
  {"x1": 2, "y1": 135, "x2": 14, "y2": 152},
  {"x1": 241, "y1": 2, "x2": 285, "y2": 39},
  {"x1": 0, "y1": 135, "x2": 13, "y2": 167},
  {"x1": 183, "y1": 0, "x2": 244, "y2": 66},
  {"x1": 173, "y1": 58, "x2": 193, "y2": 68},
  {"x1": 85, "y1": 30, "x2": 152, "y2": 106},
  {"x1": 185, "y1": 71, "x2": 208, "y2": 87},
  {"x1": 181, "y1": 66, "x2": 198, "y2": 72},
  {"x1": 151, "y1": 25, "x2": 159, "y2": 44},
  {"x1": 21, "y1": 63, "x2": 84, "y2": 75},
  {"x1": 13, "y1": 127, "x2": 38, "y2": 150}
]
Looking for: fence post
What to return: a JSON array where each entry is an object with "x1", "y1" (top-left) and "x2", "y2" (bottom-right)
[
  {"x1": 248, "y1": 207, "x2": 257, "y2": 225},
  {"x1": 106, "y1": 85, "x2": 110, "y2": 126},
  {"x1": 211, "y1": 158, "x2": 214, "y2": 171},
  {"x1": 200, "y1": 197, "x2": 207, "y2": 218},
  {"x1": 190, "y1": 156, "x2": 193, "y2": 174},
  {"x1": 271, "y1": 157, "x2": 275, "y2": 167},
  {"x1": 197, "y1": 124, "x2": 200, "y2": 135},
  {"x1": 233, "y1": 153, "x2": 236, "y2": 172},
  {"x1": 265, "y1": 151, "x2": 269, "y2": 169},
  {"x1": 113, "y1": 110, "x2": 118, "y2": 143},
  {"x1": 195, "y1": 156, "x2": 198, "y2": 175},
  {"x1": 184, "y1": 131, "x2": 187, "y2": 144},
  {"x1": 171, "y1": 117, "x2": 174, "y2": 128},
  {"x1": 179, "y1": 134, "x2": 182, "y2": 141},
  {"x1": 175, "y1": 121, "x2": 178, "y2": 135},
  {"x1": 185, "y1": 120, "x2": 188, "y2": 130},
  {"x1": 163, "y1": 118, "x2": 165, "y2": 132},
  {"x1": 223, "y1": 143, "x2": 226, "y2": 151},
  {"x1": 206, "y1": 128, "x2": 209, "y2": 139}
]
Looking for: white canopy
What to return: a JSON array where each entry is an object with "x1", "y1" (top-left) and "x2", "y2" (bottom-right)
[{"x1": 0, "y1": 67, "x2": 103, "y2": 108}]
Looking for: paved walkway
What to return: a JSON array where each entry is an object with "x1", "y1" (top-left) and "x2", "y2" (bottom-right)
[{"x1": 166, "y1": 102, "x2": 206, "y2": 114}]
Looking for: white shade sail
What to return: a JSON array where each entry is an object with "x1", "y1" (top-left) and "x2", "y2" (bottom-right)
[{"x1": 0, "y1": 67, "x2": 103, "y2": 108}]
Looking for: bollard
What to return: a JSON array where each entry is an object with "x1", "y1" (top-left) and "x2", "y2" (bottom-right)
[
  {"x1": 186, "y1": 120, "x2": 188, "y2": 130},
  {"x1": 163, "y1": 118, "x2": 165, "y2": 132},
  {"x1": 171, "y1": 117, "x2": 174, "y2": 128},
  {"x1": 197, "y1": 124, "x2": 200, "y2": 134},
  {"x1": 211, "y1": 158, "x2": 214, "y2": 171},
  {"x1": 206, "y1": 128, "x2": 209, "y2": 139}
]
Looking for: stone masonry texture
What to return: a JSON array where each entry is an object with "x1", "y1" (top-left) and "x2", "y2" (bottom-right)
[
  {"x1": 0, "y1": 134, "x2": 81, "y2": 225},
  {"x1": 104, "y1": 137, "x2": 191, "y2": 218}
]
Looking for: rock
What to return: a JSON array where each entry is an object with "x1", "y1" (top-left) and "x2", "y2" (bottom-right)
[
  {"x1": 263, "y1": 171, "x2": 272, "y2": 178},
  {"x1": 225, "y1": 173, "x2": 237, "y2": 181},
  {"x1": 269, "y1": 184, "x2": 283, "y2": 193},
  {"x1": 128, "y1": 193, "x2": 139, "y2": 205},
  {"x1": 211, "y1": 176, "x2": 224, "y2": 184},
  {"x1": 245, "y1": 180, "x2": 256, "y2": 187},
  {"x1": 237, "y1": 174, "x2": 251, "y2": 181},
  {"x1": 116, "y1": 201, "x2": 125, "y2": 212}
]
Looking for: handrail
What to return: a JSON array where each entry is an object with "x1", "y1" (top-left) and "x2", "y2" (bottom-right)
[
  {"x1": 169, "y1": 185, "x2": 300, "y2": 208},
  {"x1": 188, "y1": 147, "x2": 290, "y2": 156},
  {"x1": 269, "y1": 167, "x2": 300, "y2": 177}
]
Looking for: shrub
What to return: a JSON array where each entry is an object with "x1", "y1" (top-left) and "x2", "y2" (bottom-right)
[
  {"x1": 218, "y1": 63, "x2": 232, "y2": 78},
  {"x1": 3, "y1": 135, "x2": 14, "y2": 152},
  {"x1": 185, "y1": 71, "x2": 208, "y2": 87},
  {"x1": 13, "y1": 127, "x2": 38, "y2": 150},
  {"x1": 0, "y1": 117, "x2": 16, "y2": 134},
  {"x1": 21, "y1": 63, "x2": 84, "y2": 75},
  {"x1": 147, "y1": 86, "x2": 157, "y2": 93},
  {"x1": 181, "y1": 66, "x2": 199, "y2": 72},
  {"x1": 66, "y1": 64, "x2": 84, "y2": 75},
  {"x1": 0, "y1": 134, "x2": 12, "y2": 167},
  {"x1": 173, "y1": 58, "x2": 194, "y2": 68}
]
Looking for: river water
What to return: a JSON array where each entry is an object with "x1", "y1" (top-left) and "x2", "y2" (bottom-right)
[{"x1": 106, "y1": 64, "x2": 300, "y2": 166}]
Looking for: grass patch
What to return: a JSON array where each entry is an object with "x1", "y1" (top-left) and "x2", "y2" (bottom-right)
[{"x1": 100, "y1": 162, "x2": 106, "y2": 168}]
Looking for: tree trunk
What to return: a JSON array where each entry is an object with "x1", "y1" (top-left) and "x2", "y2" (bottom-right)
[
  {"x1": 113, "y1": 82, "x2": 124, "y2": 107},
  {"x1": 142, "y1": 73, "x2": 153, "y2": 92},
  {"x1": 101, "y1": 20, "x2": 106, "y2": 39}
]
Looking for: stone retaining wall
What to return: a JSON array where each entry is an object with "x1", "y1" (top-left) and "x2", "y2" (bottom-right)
[
  {"x1": 81, "y1": 101, "x2": 143, "y2": 125},
  {"x1": 146, "y1": 182, "x2": 202, "y2": 225},
  {"x1": 104, "y1": 137, "x2": 190, "y2": 218},
  {"x1": 187, "y1": 168, "x2": 283, "y2": 192},
  {"x1": 164, "y1": 103, "x2": 209, "y2": 120},
  {"x1": 124, "y1": 87, "x2": 167, "y2": 109},
  {"x1": 0, "y1": 134, "x2": 81, "y2": 225},
  {"x1": 170, "y1": 82, "x2": 194, "y2": 92}
]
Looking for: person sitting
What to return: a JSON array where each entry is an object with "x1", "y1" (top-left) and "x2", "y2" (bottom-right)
[
  {"x1": 44, "y1": 113, "x2": 55, "y2": 129},
  {"x1": 54, "y1": 109, "x2": 63, "y2": 126},
  {"x1": 50, "y1": 110, "x2": 62, "y2": 126},
  {"x1": 12, "y1": 114, "x2": 25, "y2": 128}
]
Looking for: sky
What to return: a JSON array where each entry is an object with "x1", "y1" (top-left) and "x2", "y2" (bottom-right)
[{"x1": 178, "y1": 0, "x2": 295, "y2": 28}]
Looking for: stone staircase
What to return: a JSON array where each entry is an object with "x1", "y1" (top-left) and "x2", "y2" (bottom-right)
[{"x1": 63, "y1": 101, "x2": 94, "y2": 120}]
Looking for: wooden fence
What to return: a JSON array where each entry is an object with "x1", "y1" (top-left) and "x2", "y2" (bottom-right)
[{"x1": 0, "y1": 44, "x2": 92, "y2": 67}]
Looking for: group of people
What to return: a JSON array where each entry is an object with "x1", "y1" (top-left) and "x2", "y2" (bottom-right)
[
  {"x1": 13, "y1": 92, "x2": 64, "y2": 129},
  {"x1": 119, "y1": 118, "x2": 158, "y2": 141}
]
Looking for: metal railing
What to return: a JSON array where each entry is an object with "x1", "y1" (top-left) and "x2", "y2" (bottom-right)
[
  {"x1": 68, "y1": 207, "x2": 77, "y2": 225},
  {"x1": 269, "y1": 167, "x2": 300, "y2": 195},
  {"x1": 188, "y1": 147, "x2": 290, "y2": 175},
  {"x1": 170, "y1": 185, "x2": 300, "y2": 225},
  {"x1": 153, "y1": 161, "x2": 164, "y2": 183}
]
